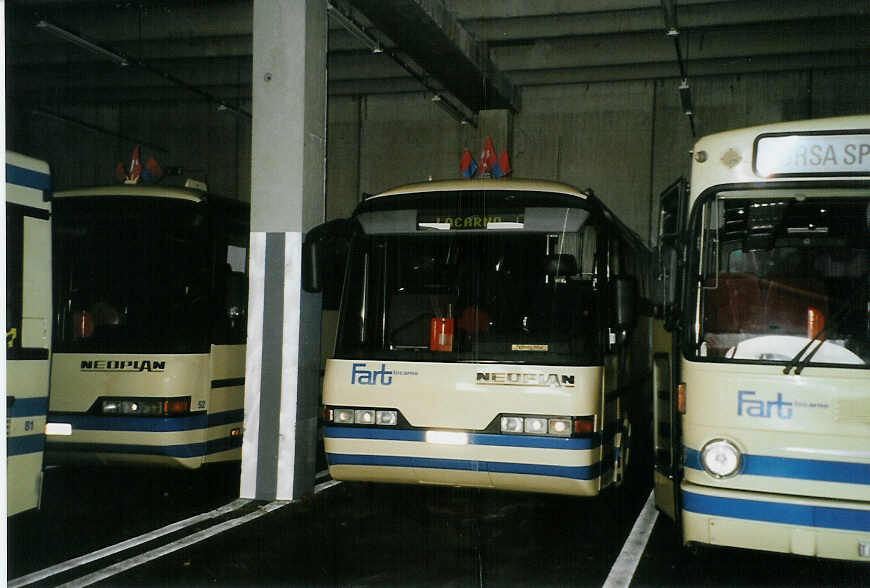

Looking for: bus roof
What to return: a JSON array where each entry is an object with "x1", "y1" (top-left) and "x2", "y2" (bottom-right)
[
  {"x1": 53, "y1": 184, "x2": 207, "y2": 203},
  {"x1": 690, "y1": 114, "x2": 870, "y2": 201},
  {"x1": 6, "y1": 150, "x2": 50, "y2": 175},
  {"x1": 368, "y1": 178, "x2": 590, "y2": 200}
]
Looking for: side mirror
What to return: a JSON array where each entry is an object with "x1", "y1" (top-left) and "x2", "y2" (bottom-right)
[
  {"x1": 657, "y1": 178, "x2": 688, "y2": 331},
  {"x1": 610, "y1": 275, "x2": 637, "y2": 344},
  {"x1": 302, "y1": 219, "x2": 350, "y2": 308}
]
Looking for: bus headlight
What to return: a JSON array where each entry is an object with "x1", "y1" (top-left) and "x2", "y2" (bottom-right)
[
  {"x1": 375, "y1": 410, "x2": 397, "y2": 426},
  {"x1": 500, "y1": 416, "x2": 524, "y2": 433},
  {"x1": 99, "y1": 397, "x2": 190, "y2": 416},
  {"x1": 500, "y1": 414, "x2": 592, "y2": 437},
  {"x1": 524, "y1": 417, "x2": 548, "y2": 434},
  {"x1": 548, "y1": 418, "x2": 571, "y2": 437},
  {"x1": 333, "y1": 408, "x2": 354, "y2": 424},
  {"x1": 327, "y1": 406, "x2": 399, "y2": 427},
  {"x1": 700, "y1": 439, "x2": 743, "y2": 478}
]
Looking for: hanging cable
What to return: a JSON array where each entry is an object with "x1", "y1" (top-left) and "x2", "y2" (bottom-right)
[{"x1": 661, "y1": 0, "x2": 695, "y2": 137}]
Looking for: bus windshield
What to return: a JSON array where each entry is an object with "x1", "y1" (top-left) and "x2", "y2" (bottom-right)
[
  {"x1": 53, "y1": 196, "x2": 211, "y2": 353},
  {"x1": 691, "y1": 188, "x2": 870, "y2": 367},
  {"x1": 335, "y1": 190, "x2": 603, "y2": 366}
]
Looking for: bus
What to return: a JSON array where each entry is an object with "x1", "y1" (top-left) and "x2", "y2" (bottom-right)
[
  {"x1": 655, "y1": 115, "x2": 870, "y2": 561},
  {"x1": 319, "y1": 178, "x2": 653, "y2": 496},
  {"x1": 45, "y1": 182, "x2": 249, "y2": 469},
  {"x1": 6, "y1": 152, "x2": 52, "y2": 516}
]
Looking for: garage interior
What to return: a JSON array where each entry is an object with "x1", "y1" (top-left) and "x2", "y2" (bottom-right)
[{"x1": 5, "y1": 1, "x2": 870, "y2": 586}]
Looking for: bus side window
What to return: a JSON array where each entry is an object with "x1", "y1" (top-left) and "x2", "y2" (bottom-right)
[
  {"x1": 579, "y1": 226, "x2": 597, "y2": 279},
  {"x1": 224, "y1": 268, "x2": 248, "y2": 343},
  {"x1": 215, "y1": 215, "x2": 249, "y2": 344}
]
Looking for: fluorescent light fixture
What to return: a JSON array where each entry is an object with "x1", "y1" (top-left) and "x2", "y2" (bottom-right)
[
  {"x1": 326, "y1": 2, "x2": 383, "y2": 54},
  {"x1": 36, "y1": 20, "x2": 129, "y2": 66},
  {"x1": 679, "y1": 79, "x2": 694, "y2": 116},
  {"x1": 425, "y1": 431, "x2": 469, "y2": 445}
]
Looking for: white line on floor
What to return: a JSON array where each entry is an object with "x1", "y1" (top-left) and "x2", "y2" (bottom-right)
[
  {"x1": 19, "y1": 475, "x2": 342, "y2": 588},
  {"x1": 57, "y1": 501, "x2": 290, "y2": 588},
  {"x1": 8, "y1": 498, "x2": 251, "y2": 588},
  {"x1": 601, "y1": 490, "x2": 659, "y2": 588}
]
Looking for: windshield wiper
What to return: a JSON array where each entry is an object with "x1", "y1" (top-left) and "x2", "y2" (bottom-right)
[{"x1": 782, "y1": 283, "x2": 865, "y2": 375}]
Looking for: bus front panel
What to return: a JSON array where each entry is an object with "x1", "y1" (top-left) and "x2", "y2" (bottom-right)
[
  {"x1": 46, "y1": 353, "x2": 213, "y2": 469},
  {"x1": 324, "y1": 359, "x2": 605, "y2": 496}
]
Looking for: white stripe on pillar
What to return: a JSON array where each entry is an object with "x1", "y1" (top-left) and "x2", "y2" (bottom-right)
[{"x1": 240, "y1": 232, "x2": 266, "y2": 499}]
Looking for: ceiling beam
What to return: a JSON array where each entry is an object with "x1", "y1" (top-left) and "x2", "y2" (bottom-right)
[
  {"x1": 490, "y1": 19, "x2": 870, "y2": 71},
  {"x1": 443, "y1": 0, "x2": 734, "y2": 20},
  {"x1": 347, "y1": 0, "x2": 518, "y2": 112},
  {"x1": 9, "y1": 51, "x2": 865, "y2": 109},
  {"x1": 462, "y1": 0, "x2": 864, "y2": 44}
]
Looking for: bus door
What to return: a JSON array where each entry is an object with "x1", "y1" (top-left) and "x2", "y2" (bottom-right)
[{"x1": 653, "y1": 178, "x2": 687, "y2": 519}]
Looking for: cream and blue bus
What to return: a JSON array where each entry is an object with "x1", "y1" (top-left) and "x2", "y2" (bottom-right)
[
  {"x1": 655, "y1": 115, "x2": 870, "y2": 561},
  {"x1": 6, "y1": 152, "x2": 52, "y2": 516},
  {"x1": 320, "y1": 178, "x2": 653, "y2": 496},
  {"x1": 45, "y1": 182, "x2": 249, "y2": 469}
]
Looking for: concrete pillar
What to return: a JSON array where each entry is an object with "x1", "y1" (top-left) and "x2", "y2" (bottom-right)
[{"x1": 242, "y1": 0, "x2": 326, "y2": 501}]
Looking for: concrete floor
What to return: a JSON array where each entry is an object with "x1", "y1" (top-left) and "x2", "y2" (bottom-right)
[{"x1": 6, "y1": 464, "x2": 868, "y2": 587}]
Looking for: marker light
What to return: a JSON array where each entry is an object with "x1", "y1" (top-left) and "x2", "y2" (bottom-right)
[
  {"x1": 677, "y1": 382, "x2": 687, "y2": 414},
  {"x1": 700, "y1": 439, "x2": 743, "y2": 478},
  {"x1": 163, "y1": 398, "x2": 191, "y2": 416},
  {"x1": 572, "y1": 416, "x2": 595, "y2": 435}
]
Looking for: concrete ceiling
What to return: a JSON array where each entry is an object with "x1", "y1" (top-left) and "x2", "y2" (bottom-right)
[{"x1": 6, "y1": 0, "x2": 869, "y2": 124}]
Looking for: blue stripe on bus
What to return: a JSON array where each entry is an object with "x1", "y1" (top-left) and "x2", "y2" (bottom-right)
[
  {"x1": 684, "y1": 447, "x2": 870, "y2": 485},
  {"x1": 47, "y1": 409, "x2": 244, "y2": 433},
  {"x1": 682, "y1": 490, "x2": 870, "y2": 533},
  {"x1": 7, "y1": 396, "x2": 48, "y2": 418},
  {"x1": 327, "y1": 452, "x2": 601, "y2": 480},
  {"x1": 45, "y1": 434, "x2": 243, "y2": 459},
  {"x1": 7, "y1": 433, "x2": 45, "y2": 456},
  {"x1": 7, "y1": 163, "x2": 51, "y2": 191},
  {"x1": 324, "y1": 426, "x2": 601, "y2": 450}
]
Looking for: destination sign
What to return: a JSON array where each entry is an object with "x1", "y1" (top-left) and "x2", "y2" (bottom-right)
[
  {"x1": 417, "y1": 212, "x2": 524, "y2": 230},
  {"x1": 754, "y1": 132, "x2": 870, "y2": 177}
]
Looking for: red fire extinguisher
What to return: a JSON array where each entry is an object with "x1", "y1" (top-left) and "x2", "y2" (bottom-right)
[{"x1": 429, "y1": 316, "x2": 454, "y2": 352}]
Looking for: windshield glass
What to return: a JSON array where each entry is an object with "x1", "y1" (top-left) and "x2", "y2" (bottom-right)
[
  {"x1": 335, "y1": 190, "x2": 603, "y2": 366},
  {"x1": 690, "y1": 188, "x2": 870, "y2": 367},
  {"x1": 53, "y1": 196, "x2": 211, "y2": 353}
]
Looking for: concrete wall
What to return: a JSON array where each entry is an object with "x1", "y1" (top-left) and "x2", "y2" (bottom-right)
[
  {"x1": 7, "y1": 100, "x2": 251, "y2": 200},
  {"x1": 7, "y1": 66, "x2": 868, "y2": 232},
  {"x1": 325, "y1": 66, "x2": 869, "y2": 244}
]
